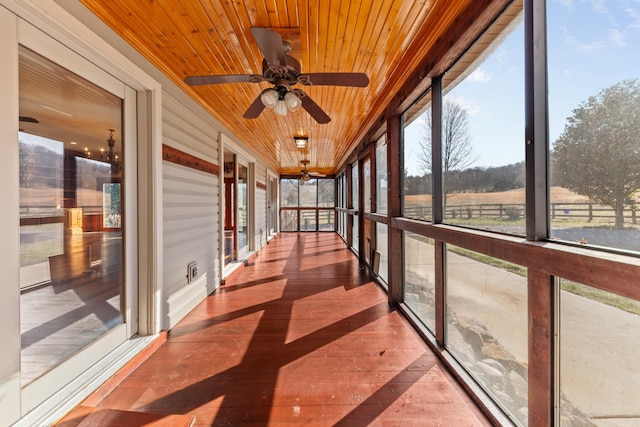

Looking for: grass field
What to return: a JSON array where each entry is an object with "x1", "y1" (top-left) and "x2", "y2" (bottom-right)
[{"x1": 404, "y1": 186, "x2": 586, "y2": 205}]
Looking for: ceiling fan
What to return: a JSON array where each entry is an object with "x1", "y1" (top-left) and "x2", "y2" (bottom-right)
[
  {"x1": 19, "y1": 116, "x2": 39, "y2": 132},
  {"x1": 300, "y1": 159, "x2": 326, "y2": 181},
  {"x1": 184, "y1": 27, "x2": 369, "y2": 124}
]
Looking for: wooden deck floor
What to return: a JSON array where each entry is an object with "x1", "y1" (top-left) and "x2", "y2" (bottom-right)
[{"x1": 57, "y1": 233, "x2": 491, "y2": 426}]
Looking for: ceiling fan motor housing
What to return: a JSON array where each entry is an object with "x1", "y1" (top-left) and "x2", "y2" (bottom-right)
[{"x1": 262, "y1": 57, "x2": 301, "y2": 86}]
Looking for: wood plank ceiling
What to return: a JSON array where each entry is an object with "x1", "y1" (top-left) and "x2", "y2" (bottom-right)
[{"x1": 77, "y1": 0, "x2": 505, "y2": 175}]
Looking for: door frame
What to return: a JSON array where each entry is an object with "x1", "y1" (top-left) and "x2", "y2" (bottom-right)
[
  {"x1": 0, "y1": 0, "x2": 163, "y2": 419},
  {"x1": 17, "y1": 16, "x2": 136, "y2": 412}
]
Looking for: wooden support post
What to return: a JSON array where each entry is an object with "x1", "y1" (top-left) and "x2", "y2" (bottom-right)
[
  {"x1": 387, "y1": 115, "x2": 403, "y2": 304},
  {"x1": 528, "y1": 270, "x2": 555, "y2": 425}
]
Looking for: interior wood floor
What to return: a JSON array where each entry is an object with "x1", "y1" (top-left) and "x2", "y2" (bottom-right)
[
  {"x1": 57, "y1": 233, "x2": 491, "y2": 426},
  {"x1": 21, "y1": 231, "x2": 123, "y2": 385}
]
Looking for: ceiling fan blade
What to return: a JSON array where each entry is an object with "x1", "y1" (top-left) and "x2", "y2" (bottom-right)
[
  {"x1": 243, "y1": 93, "x2": 267, "y2": 119},
  {"x1": 184, "y1": 74, "x2": 263, "y2": 86},
  {"x1": 251, "y1": 27, "x2": 287, "y2": 67},
  {"x1": 309, "y1": 172, "x2": 326, "y2": 177},
  {"x1": 19, "y1": 116, "x2": 39, "y2": 123},
  {"x1": 298, "y1": 72, "x2": 369, "y2": 87},
  {"x1": 293, "y1": 90, "x2": 331, "y2": 124}
]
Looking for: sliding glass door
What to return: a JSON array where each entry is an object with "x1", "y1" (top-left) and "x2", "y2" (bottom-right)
[{"x1": 17, "y1": 32, "x2": 135, "y2": 404}]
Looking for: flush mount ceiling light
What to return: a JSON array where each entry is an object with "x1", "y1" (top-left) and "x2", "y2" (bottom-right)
[
  {"x1": 260, "y1": 86, "x2": 302, "y2": 117},
  {"x1": 294, "y1": 135, "x2": 308, "y2": 149}
]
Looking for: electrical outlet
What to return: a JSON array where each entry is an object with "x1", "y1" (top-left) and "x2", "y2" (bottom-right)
[{"x1": 187, "y1": 262, "x2": 198, "y2": 283}]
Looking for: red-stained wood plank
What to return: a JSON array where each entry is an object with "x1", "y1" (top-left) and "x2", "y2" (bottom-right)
[
  {"x1": 162, "y1": 144, "x2": 220, "y2": 176},
  {"x1": 57, "y1": 233, "x2": 490, "y2": 426}
]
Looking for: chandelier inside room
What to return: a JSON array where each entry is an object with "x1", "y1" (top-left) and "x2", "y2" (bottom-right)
[{"x1": 101, "y1": 128, "x2": 120, "y2": 173}]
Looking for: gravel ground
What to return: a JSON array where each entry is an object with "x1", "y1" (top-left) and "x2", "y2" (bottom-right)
[{"x1": 551, "y1": 226, "x2": 640, "y2": 252}]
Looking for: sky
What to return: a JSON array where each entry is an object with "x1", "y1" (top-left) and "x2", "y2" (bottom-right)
[{"x1": 404, "y1": 0, "x2": 640, "y2": 175}]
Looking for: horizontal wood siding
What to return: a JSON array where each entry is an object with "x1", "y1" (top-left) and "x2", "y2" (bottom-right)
[{"x1": 162, "y1": 93, "x2": 220, "y2": 329}]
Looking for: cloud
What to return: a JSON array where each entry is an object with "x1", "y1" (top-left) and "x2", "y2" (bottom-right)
[
  {"x1": 468, "y1": 68, "x2": 492, "y2": 83},
  {"x1": 608, "y1": 28, "x2": 626, "y2": 46},
  {"x1": 591, "y1": 0, "x2": 608, "y2": 14},
  {"x1": 446, "y1": 95, "x2": 481, "y2": 117},
  {"x1": 415, "y1": 115, "x2": 428, "y2": 125},
  {"x1": 623, "y1": 6, "x2": 640, "y2": 30},
  {"x1": 563, "y1": 32, "x2": 605, "y2": 52}
]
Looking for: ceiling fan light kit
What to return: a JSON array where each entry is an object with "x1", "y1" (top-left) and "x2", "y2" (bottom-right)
[
  {"x1": 260, "y1": 89, "x2": 279, "y2": 108},
  {"x1": 284, "y1": 92, "x2": 302, "y2": 111},
  {"x1": 184, "y1": 27, "x2": 369, "y2": 123},
  {"x1": 273, "y1": 98, "x2": 288, "y2": 116}
]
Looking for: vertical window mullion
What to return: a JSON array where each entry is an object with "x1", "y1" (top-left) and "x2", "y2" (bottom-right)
[
  {"x1": 526, "y1": 0, "x2": 554, "y2": 424},
  {"x1": 432, "y1": 75, "x2": 443, "y2": 224}
]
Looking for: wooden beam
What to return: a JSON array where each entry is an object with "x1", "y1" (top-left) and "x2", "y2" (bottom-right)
[
  {"x1": 387, "y1": 114, "x2": 403, "y2": 304},
  {"x1": 162, "y1": 144, "x2": 220, "y2": 176},
  {"x1": 391, "y1": 218, "x2": 640, "y2": 303},
  {"x1": 528, "y1": 270, "x2": 555, "y2": 426}
]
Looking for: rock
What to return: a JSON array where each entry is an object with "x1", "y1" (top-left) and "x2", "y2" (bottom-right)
[
  {"x1": 480, "y1": 358, "x2": 506, "y2": 375},
  {"x1": 476, "y1": 360, "x2": 504, "y2": 380},
  {"x1": 508, "y1": 370, "x2": 528, "y2": 402}
]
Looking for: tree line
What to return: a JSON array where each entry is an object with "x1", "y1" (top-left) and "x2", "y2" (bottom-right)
[{"x1": 404, "y1": 161, "x2": 525, "y2": 196}]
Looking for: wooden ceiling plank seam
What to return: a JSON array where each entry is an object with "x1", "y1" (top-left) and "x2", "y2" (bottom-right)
[
  {"x1": 274, "y1": 0, "x2": 290, "y2": 28},
  {"x1": 376, "y1": 0, "x2": 432, "y2": 80},
  {"x1": 324, "y1": 0, "x2": 370, "y2": 167},
  {"x1": 352, "y1": 0, "x2": 393, "y2": 79},
  {"x1": 318, "y1": 116, "x2": 334, "y2": 167},
  {"x1": 348, "y1": 0, "x2": 377, "y2": 75},
  {"x1": 188, "y1": 2, "x2": 255, "y2": 83},
  {"x1": 339, "y1": 0, "x2": 365, "y2": 73},
  {"x1": 349, "y1": 0, "x2": 386, "y2": 74},
  {"x1": 321, "y1": 0, "x2": 351, "y2": 137},
  {"x1": 178, "y1": 2, "x2": 248, "y2": 84},
  {"x1": 328, "y1": 0, "x2": 386, "y2": 163},
  {"x1": 336, "y1": 0, "x2": 395, "y2": 165},
  {"x1": 155, "y1": 0, "x2": 232, "y2": 73},
  {"x1": 321, "y1": 0, "x2": 350, "y2": 145},
  {"x1": 315, "y1": 0, "x2": 330, "y2": 72},
  {"x1": 333, "y1": 0, "x2": 353, "y2": 72},
  {"x1": 353, "y1": 1, "x2": 460, "y2": 128},
  {"x1": 124, "y1": 0, "x2": 225, "y2": 83},
  {"x1": 297, "y1": 0, "x2": 311, "y2": 73},
  {"x1": 241, "y1": 0, "x2": 261, "y2": 27},
  {"x1": 285, "y1": 0, "x2": 299, "y2": 29},
  {"x1": 264, "y1": 0, "x2": 280, "y2": 27},
  {"x1": 402, "y1": 2, "x2": 472, "y2": 74},
  {"x1": 196, "y1": 0, "x2": 258, "y2": 73},
  {"x1": 80, "y1": 1, "x2": 195, "y2": 80},
  {"x1": 298, "y1": 0, "x2": 330, "y2": 166},
  {"x1": 252, "y1": 0, "x2": 272, "y2": 27},
  {"x1": 323, "y1": 0, "x2": 341, "y2": 73},
  {"x1": 381, "y1": 2, "x2": 438, "y2": 83}
]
